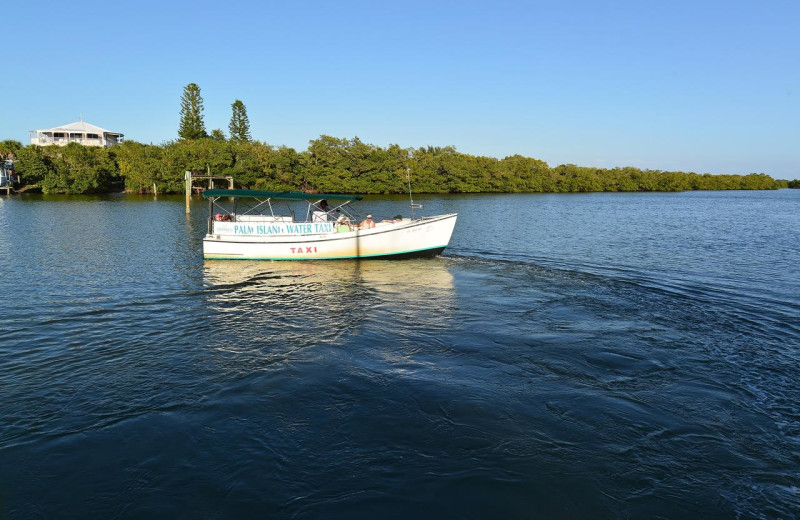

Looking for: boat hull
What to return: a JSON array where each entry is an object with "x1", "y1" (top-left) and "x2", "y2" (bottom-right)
[{"x1": 203, "y1": 213, "x2": 457, "y2": 260}]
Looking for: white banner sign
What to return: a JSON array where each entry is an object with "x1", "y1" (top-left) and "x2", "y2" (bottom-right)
[{"x1": 214, "y1": 221, "x2": 335, "y2": 236}]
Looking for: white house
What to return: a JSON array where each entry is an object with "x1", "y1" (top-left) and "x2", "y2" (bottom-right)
[{"x1": 30, "y1": 120, "x2": 124, "y2": 148}]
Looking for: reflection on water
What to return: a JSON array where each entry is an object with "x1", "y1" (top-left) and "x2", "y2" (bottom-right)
[
  {"x1": 204, "y1": 258, "x2": 455, "y2": 292},
  {"x1": 201, "y1": 259, "x2": 457, "y2": 371}
]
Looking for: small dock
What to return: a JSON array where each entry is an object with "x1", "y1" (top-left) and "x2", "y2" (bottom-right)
[{"x1": 184, "y1": 169, "x2": 234, "y2": 213}]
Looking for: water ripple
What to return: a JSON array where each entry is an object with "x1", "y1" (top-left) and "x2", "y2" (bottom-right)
[{"x1": 1, "y1": 192, "x2": 799, "y2": 518}]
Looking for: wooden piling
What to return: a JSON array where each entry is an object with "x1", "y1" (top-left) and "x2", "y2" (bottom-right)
[{"x1": 185, "y1": 171, "x2": 191, "y2": 214}]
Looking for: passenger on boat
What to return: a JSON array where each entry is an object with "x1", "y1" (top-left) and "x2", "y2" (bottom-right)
[
  {"x1": 336, "y1": 216, "x2": 351, "y2": 232},
  {"x1": 360, "y1": 214, "x2": 375, "y2": 229},
  {"x1": 312, "y1": 200, "x2": 329, "y2": 222}
]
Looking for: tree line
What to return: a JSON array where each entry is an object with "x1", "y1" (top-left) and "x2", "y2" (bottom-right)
[
  {"x1": 1, "y1": 136, "x2": 787, "y2": 195},
  {"x1": 0, "y1": 81, "x2": 791, "y2": 194}
]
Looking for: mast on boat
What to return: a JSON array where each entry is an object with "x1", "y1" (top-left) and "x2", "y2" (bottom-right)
[{"x1": 406, "y1": 168, "x2": 423, "y2": 219}]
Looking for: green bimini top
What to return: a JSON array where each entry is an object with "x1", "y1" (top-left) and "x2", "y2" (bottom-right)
[{"x1": 202, "y1": 189, "x2": 363, "y2": 201}]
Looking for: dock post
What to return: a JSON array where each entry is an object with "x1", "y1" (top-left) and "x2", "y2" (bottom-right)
[{"x1": 185, "y1": 171, "x2": 191, "y2": 213}]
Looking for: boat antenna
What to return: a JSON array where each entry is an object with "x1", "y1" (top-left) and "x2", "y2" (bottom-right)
[{"x1": 406, "y1": 168, "x2": 423, "y2": 219}]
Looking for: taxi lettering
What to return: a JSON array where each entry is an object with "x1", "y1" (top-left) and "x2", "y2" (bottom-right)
[{"x1": 289, "y1": 246, "x2": 318, "y2": 254}]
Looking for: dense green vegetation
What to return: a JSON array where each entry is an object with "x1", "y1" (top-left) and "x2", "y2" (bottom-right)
[
  {"x1": 1, "y1": 139, "x2": 23, "y2": 158},
  {"x1": 4, "y1": 136, "x2": 789, "y2": 195}
]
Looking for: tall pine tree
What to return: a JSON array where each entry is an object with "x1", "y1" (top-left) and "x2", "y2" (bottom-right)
[
  {"x1": 228, "y1": 99, "x2": 252, "y2": 142},
  {"x1": 178, "y1": 83, "x2": 207, "y2": 139}
]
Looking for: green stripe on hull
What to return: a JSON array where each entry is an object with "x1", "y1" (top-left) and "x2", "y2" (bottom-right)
[{"x1": 204, "y1": 245, "x2": 448, "y2": 261}]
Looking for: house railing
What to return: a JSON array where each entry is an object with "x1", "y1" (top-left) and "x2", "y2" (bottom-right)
[{"x1": 30, "y1": 136, "x2": 122, "y2": 147}]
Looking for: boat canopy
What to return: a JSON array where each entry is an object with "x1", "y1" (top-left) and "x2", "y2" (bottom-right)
[{"x1": 203, "y1": 189, "x2": 363, "y2": 201}]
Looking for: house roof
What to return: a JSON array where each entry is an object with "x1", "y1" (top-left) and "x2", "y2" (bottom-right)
[{"x1": 39, "y1": 120, "x2": 123, "y2": 136}]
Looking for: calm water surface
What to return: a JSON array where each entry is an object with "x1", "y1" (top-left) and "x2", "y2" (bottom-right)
[{"x1": 1, "y1": 190, "x2": 798, "y2": 519}]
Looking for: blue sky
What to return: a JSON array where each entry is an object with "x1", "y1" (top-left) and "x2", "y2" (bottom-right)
[{"x1": 3, "y1": 0, "x2": 798, "y2": 178}]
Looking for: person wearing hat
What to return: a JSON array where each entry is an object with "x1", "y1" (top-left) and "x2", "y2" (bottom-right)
[
  {"x1": 360, "y1": 214, "x2": 375, "y2": 229},
  {"x1": 336, "y1": 215, "x2": 351, "y2": 233}
]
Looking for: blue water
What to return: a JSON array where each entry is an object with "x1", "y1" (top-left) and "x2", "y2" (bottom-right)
[{"x1": 1, "y1": 190, "x2": 798, "y2": 518}]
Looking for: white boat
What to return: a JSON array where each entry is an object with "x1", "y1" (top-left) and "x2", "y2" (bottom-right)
[{"x1": 202, "y1": 189, "x2": 457, "y2": 260}]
